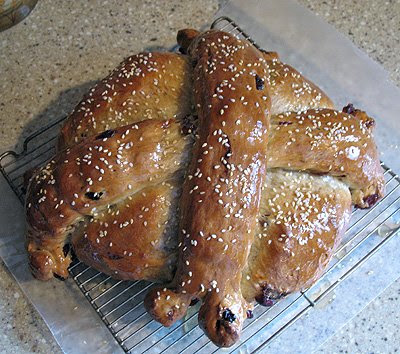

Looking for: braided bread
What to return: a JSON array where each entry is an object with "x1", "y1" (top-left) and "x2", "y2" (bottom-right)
[{"x1": 25, "y1": 28, "x2": 384, "y2": 347}]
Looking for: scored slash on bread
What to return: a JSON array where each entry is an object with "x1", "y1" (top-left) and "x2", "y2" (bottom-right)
[{"x1": 25, "y1": 27, "x2": 385, "y2": 348}]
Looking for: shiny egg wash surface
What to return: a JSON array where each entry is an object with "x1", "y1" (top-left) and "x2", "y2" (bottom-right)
[
  {"x1": 242, "y1": 170, "x2": 352, "y2": 305},
  {"x1": 26, "y1": 118, "x2": 190, "y2": 280},
  {"x1": 58, "y1": 52, "x2": 193, "y2": 149},
  {"x1": 144, "y1": 30, "x2": 271, "y2": 347}
]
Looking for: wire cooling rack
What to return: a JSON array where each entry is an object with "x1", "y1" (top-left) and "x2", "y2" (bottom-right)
[{"x1": 1, "y1": 16, "x2": 400, "y2": 353}]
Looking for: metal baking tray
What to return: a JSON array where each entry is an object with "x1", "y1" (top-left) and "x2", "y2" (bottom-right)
[{"x1": 1, "y1": 8, "x2": 400, "y2": 354}]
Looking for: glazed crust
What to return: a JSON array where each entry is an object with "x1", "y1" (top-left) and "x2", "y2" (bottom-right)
[
  {"x1": 72, "y1": 181, "x2": 181, "y2": 282},
  {"x1": 144, "y1": 29, "x2": 271, "y2": 347},
  {"x1": 267, "y1": 59, "x2": 334, "y2": 114},
  {"x1": 58, "y1": 52, "x2": 193, "y2": 149},
  {"x1": 268, "y1": 108, "x2": 385, "y2": 208},
  {"x1": 58, "y1": 33, "x2": 333, "y2": 152},
  {"x1": 26, "y1": 107, "x2": 384, "y2": 280},
  {"x1": 242, "y1": 170, "x2": 352, "y2": 305},
  {"x1": 177, "y1": 28, "x2": 334, "y2": 115},
  {"x1": 26, "y1": 118, "x2": 191, "y2": 280}
]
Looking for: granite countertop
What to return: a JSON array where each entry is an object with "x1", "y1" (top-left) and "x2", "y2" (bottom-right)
[{"x1": 0, "y1": 0, "x2": 399, "y2": 353}]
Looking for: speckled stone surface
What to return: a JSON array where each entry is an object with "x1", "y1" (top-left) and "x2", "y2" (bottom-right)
[
  {"x1": 298, "y1": 0, "x2": 400, "y2": 84},
  {"x1": 0, "y1": 0, "x2": 399, "y2": 353},
  {"x1": 0, "y1": 259, "x2": 61, "y2": 354},
  {"x1": 317, "y1": 278, "x2": 400, "y2": 353}
]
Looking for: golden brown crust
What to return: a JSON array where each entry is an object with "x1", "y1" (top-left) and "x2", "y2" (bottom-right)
[
  {"x1": 58, "y1": 52, "x2": 193, "y2": 149},
  {"x1": 145, "y1": 29, "x2": 271, "y2": 347},
  {"x1": 241, "y1": 170, "x2": 352, "y2": 305},
  {"x1": 267, "y1": 59, "x2": 334, "y2": 114},
  {"x1": 26, "y1": 106, "x2": 384, "y2": 285},
  {"x1": 59, "y1": 33, "x2": 333, "y2": 152},
  {"x1": 72, "y1": 182, "x2": 181, "y2": 282},
  {"x1": 268, "y1": 108, "x2": 385, "y2": 208},
  {"x1": 26, "y1": 118, "x2": 190, "y2": 280},
  {"x1": 177, "y1": 28, "x2": 334, "y2": 115}
]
